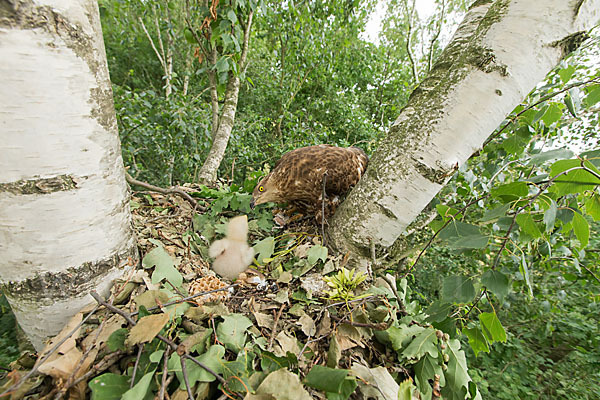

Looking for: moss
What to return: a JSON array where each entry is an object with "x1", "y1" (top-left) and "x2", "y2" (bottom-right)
[{"x1": 552, "y1": 32, "x2": 589, "y2": 59}]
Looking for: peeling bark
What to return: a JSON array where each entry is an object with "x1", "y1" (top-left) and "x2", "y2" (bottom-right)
[
  {"x1": 327, "y1": 0, "x2": 600, "y2": 271},
  {"x1": 0, "y1": 0, "x2": 138, "y2": 349}
]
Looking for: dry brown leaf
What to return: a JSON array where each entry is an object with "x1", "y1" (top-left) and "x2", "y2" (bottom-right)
[
  {"x1": 38, "y1": 311, "x2": 83, "y2": 360},
  {"x1": 275, "y1": 330, "x2": 300, "y2": 355},
  {"x1": 38, "y1": 345, "x2": 82, "y2": 380},
  {"x1": 297, "y1": 314, "x2": 316, "y2": 337},
  {"x1": 253, "y1": 312, "x2": 274, "y2": 329},
  {"x1": 126, "y1": 313, "x2": 169, "y2": 346}
]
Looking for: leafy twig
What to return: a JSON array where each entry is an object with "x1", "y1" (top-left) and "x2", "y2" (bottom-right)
[{"x1": 89, "y1": 292, "x2": 230, "y2": 390}]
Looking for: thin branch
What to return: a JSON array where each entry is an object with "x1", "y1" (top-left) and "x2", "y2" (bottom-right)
[
  {"x1": 139, "y1": 17, "x2": 166, "y2": 69},
  {"x1": 180, "y1": 356, "x2": 195, "y2": 400},
  {"x1": 267, "y1": 303, "x2": 285, "y2": 351},
  {"x1": 403, "y1": 0, "x2": 419, "y2": 83},
  {"x1": 427, "y1": 0, "x2": 445, "y2": 72},
  {"x1": 125, "y1": 172, "x2": 206, "y2": 211},
  {"x1": 483, "y1": 77, "x2": 600, "y2": 147},
  {"x1": 158, "y1": 347, "x2": 171, "y2": 400},
  {"x1": 89, "y1": 292, "x2": 230, "y2": 389},
  {"x1": 0, "y1": 305, "x2": 100, "y2": 398},
  {"x1": 130, "y1": 284, "x2": 238, "y2": 317},
  {"x1": 582, "y1": 264, "x2": 600, "y2": 284},
  {"x1": 130, "y1": 345, "x2": 144, "y2": 389},
  {"x1": 238, "y1": 10, "x2": 254, "y2": 72},
  {"x1": 492, "y1": 165, "x2": 589, "y2": 269}
]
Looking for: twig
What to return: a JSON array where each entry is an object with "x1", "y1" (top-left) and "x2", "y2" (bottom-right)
[
  {"x1": 67, "y1": 350, "x2": 123, "y2": 388},
  {"x1": 401, "y1": 196, "x2": 487, "y2": 278},
  {"x1": 130, "y1": 345, "x2": 144, "y2": 389},
  {"x1": 159, "y1": 347, "x2": 171, "y2": 400},
  {"x1": 131, "y1": 284, "x2": 238, "y2": 316},
  {"x1": 89, "y1": 292, "x2": 229, "y2": 389},
  {"x1": 54, "y1": 307, "x2": 112, "y2": 399},
  {"x1": 492, "y1": 165, "x2": 590, "y2": 269},
  {"x1": 582, "y1": 264, "x2": 600, "y2": 284},
  {"x1": 483, "y1": 77, "x2": 600, "y2": 147},
  {"x1": 125, "y1": 173, "x2": 205, "y2": 210},
  {"x1": 0, "y1": 305, "x2": 100, "y2": 398},
  {"x1": 464, "y1": 289, "x2": 487, "y2": 320},
  {"x1": 267, "y1": 304, "x2": 285, "y2": 351},
  {"x1": 180, "y1": 356, "x2": 194, "y2": 400}
]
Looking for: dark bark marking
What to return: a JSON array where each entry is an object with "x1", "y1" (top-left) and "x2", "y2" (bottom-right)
[{"x1": 0, "y1": 174, "x2": 80, "y2": 195}]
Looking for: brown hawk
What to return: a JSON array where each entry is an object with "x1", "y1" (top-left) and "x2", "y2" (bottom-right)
[{"x1": 250, "y1": 145, "x2": 368, "y2": 220}]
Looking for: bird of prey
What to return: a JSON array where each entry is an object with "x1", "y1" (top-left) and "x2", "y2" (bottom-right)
[
  {"x1": 209, "y1": 215, "x2": 254, "y2": 280},
  {"x1": 250, "y1": 144, "x2": 368, "y2": 220}
]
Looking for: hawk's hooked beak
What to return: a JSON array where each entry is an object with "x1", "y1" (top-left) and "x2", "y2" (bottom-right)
[{"x1": 250, "y1": 198, "x2": 256, "y2": 209}]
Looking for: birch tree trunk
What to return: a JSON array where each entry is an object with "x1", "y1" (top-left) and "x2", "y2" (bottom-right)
[
  {"x1": 0, "y1": 0, "x2": 138, "y2": 350},
  {"x1": 327, "y1": 0, "x2": 600, "y2": 270}
]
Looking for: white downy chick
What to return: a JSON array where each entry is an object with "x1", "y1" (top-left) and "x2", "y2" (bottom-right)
[{"x1": 209, "y1": 215, "x2": 254, "y2": 280}]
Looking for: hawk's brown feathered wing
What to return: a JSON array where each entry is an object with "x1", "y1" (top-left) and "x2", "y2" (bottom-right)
[{"x1": 251, "y1": 145, "x2": 368, "y2": 211}]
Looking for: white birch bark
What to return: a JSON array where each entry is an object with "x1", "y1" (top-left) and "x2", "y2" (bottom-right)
[
  {"x1": 0, "y1": 0, "x2": 138, "y2": 349},
  {"x1": 327, "y1": 0, "x2": 600, "y2": 269}
]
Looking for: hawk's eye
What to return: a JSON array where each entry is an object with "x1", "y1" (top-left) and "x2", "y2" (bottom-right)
[{"x1": 258, "y1": 186, "x2": 264, "y2": 192}]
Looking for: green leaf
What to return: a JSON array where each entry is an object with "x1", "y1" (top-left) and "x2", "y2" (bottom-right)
[
  {"x1": 585, "y1": 85, "x2": 600, "y2": 106},
  {"x1": 564, "y1": 94, "x2": 577, "y2": 117},
  {"x1": 581, "y1": 148, "x2": 600, "y2": 168},
  {"x1": 541, "y1": 103, "x2": 562, "y2": 126},
  {"x1": 516, "y1": 213, "x2": 542, "y2": 239},
  {"x1": 479, "y1": 312, "x2": 507, "y2": 343},
  {"x1": 558, "y1": 65, "x2": 575, "y2": 83},
  {"x1": 253, "y1": 237, "x2": 275, "y2": 264},
  {"x1": 544, "y1": 200, "x2": 557, "y2": 231},
  {"x1": 216, "y1": 314, "x2": 253, "y2": 351},
  {"x1": 502, "y1": 135, "x2": 525, "y2": 155},
  {"x1": 481, "y1": 270, "x2": 509, "y2": 300},
  {"x1": 106, "y1": 328, "x2": 128, "y2": 352},
  {"x1": 414, "y1": 354, "x2": 444, "y2": 399},
  {"x1": 215, "y1": 56, "x2": 229, "y2": 73},
  {"x1": 184, "y1": 28, "x2": 195, "y2": 44},
  {"x1": 307, "y1": 245, "x2": 328, "y2": 265},
  {"x1": 438, "y1": 221, "x2": 488, "y2": 249},
  {"x1": 425, "y1": 301, "x2": 452, "y2": 323},
  {"x1": 260, "y1": 351, "x2": 295, "y2": 373},
  {"x1": 572, "y1": 212, "x2": 589, "y2": 248},
  {"x1": 143, "y1": 245, "x2": 183, "y2": 287},
  {"x1": 326, "y1": 377, "x2": 358, "y2": 400},
  {"x1": 398, "y1": 379, "x2": 416, "y2": 400},
  {"x1": 463, "y1": 327, "x2": 489, "y2": 357},
  {"x1": 168, "y1": 345, "x2": 225, "y2": 387},
  {"x1": 401, "y1": 327, "x2": 438, "y2": 360},
  {"x1": 304, "y1": 365, "x2": 349, "y2": 393},
  {"x1": 491, "y1": 182, "x2": 529, "y2": 203},
  {"x1": 442, "y1": 276, "x2": 476, "y2": 304},
  {"x1": 480, "y1": 204, "x2": 510, "y2": 222},
  {"x1": 441, "y1": 339, "x2": 470, "y2": 400},
  {"x1": 584, "y1": 194, "x2": 600, "y2": 221},
  {"x1": 529, "y1": 149, "x2": 574, "y2": 165},
  {"x1": 549, "y1": 159, "x2": 600, "y2": 196},
  {"x1": 122, "y1": 368, "x2": 156, "y2": 400},
  {"x1": 89, "y1": 373, "x2": 130, "y2": 400},
  {"x1": 227, "y1": 9, "x2": 238, "y2": 24},
  {"x1": 520, "y1": 254, "x2": 533, "y2": 297}
]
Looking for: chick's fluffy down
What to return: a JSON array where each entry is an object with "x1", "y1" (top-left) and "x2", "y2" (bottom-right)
[
  {"x1": 208, "y1": 215, "x2": 254, "y2": 280},
  {"x1": 209, "y1": 239, "x2": 254, "y2": 280}
]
